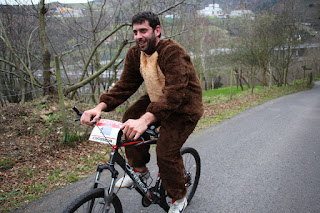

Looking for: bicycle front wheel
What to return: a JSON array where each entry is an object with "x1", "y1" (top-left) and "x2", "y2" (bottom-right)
[
  {"x1": 63, "y1": 188, "x2": 123, "y2": 213},
  {"x1": 181, "y1": 147, "x2": 201, "y2": 204}
]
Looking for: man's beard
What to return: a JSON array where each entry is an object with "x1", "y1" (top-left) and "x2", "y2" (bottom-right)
[{"x1": 137, "y1": 33, "x2": 157, "y2": 55}]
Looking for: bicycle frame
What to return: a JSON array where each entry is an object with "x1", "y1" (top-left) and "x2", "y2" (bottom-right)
[
  {"x1": 71, "y1": 106, "x2": 169, "y2": 211},
  {"x1": 92, "y1": 137, "x2": 168, "y2": 211}
]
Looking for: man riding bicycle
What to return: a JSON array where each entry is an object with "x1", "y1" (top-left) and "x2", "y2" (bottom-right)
[{"x1": 81, "y1": 11, "x2": 203, "y2": 213}]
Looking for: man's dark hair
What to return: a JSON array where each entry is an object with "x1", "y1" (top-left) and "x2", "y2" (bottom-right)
[{"x1": 132, "y1": 11, "x2": 161, "y2": 38}]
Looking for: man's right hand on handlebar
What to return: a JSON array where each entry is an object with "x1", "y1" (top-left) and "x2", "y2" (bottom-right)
[{"x1": 80, "y1": 102, "x2": 107, "y2": 126}]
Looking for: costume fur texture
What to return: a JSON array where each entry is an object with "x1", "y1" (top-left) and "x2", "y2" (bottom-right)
[
  {"x1": 99, "y1": 39, "x2": 203, "y2": 199},
  {"x1": 99, "y1": 39, "x2": 204, "y2": 122}
]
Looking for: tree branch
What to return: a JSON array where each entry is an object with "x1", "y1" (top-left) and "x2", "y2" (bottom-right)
[
  {"x1": 0, "y1": 58, "x2": 42, "y2": 87},
  {"x1": 157, "y1": 0, "x2": 186, "y2": 15},
  {"x1": 65, "y1": 39, "x2": 128, "y2": 95},
  {"x1": 0, "y1": 19, "x2": 40, "y2": 88},
  {"x1": 0, "y1": 69, "x2": 40, "y2": 86},
  {"x1": 78, "y1": 22, "x2": 131, "y2": 82}
]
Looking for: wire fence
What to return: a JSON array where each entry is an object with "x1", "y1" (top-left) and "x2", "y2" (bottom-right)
[
  {"x1": 1, "y1": 84, "x2": 57, "y2": 98},
  {"x1": 0, "y1": 81, "x2": 119, "y2": 108}
]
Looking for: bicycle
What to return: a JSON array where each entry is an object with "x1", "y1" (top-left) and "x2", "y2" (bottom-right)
[{"x1": 63, "y1": 106, "x2": 201, "y2": 213}]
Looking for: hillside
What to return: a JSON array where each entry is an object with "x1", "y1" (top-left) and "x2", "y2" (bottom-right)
[
  {"x1": 0, "y1": 81, "x2": 315, "y2": 212},
  {"x1": 202, "y1": 0, "x2": 319, "y2": 31}
]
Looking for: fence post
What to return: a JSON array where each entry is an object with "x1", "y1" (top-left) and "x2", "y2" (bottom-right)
[
  {"x1": 0, "y1": 93, "x2": 5, "y2": 108},
  {"x1": 230, "y1": 68, "x2": 234, "y2": 100},
  {"x1": 55, "y1": 55, "x2": 69, "y2": 142},
  {"x1": 308, "y1": 72, "x2": 313, "y2": 87}
]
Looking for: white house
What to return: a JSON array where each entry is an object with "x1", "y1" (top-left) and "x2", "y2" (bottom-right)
[{"x1": 198, "y1": 4, "x2": 226, "y2": 18}]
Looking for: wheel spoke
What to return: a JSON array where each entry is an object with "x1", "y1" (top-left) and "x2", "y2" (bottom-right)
[{"x1": 63, "y1": 189, "x2": 122, "y2": 213}]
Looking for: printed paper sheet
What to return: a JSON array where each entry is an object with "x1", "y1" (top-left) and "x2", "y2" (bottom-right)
[{"x1": 89, "y1": 119, "x2": 122, "y2": 145}]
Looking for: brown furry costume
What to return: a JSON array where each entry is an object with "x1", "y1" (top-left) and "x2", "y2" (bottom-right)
[{"x1": 99, "y1": 39, "x2": 203, "y2": 200}]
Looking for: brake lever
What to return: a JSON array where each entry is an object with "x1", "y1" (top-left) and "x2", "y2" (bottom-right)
[{"x1": 145, "y1": 125, "x2": 159, "y2": 137}]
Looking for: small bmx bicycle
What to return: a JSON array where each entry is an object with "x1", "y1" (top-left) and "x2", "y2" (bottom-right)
[{"x1": 63, "y1": 106, "x2": 201, "y2": 213}]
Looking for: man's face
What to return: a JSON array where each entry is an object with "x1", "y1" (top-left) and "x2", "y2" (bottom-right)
[{"x1": 133, "y1": 20, "x2": 160, "y2": 55}]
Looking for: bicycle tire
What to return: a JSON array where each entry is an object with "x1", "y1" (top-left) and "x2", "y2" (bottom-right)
[
  {"x1": 63, "y1": 188, "x2": 123, "y2": 213},
  {"x1": 181, "y1": 147, "x2": 201, "y2": 204},
  {"x1": 159, "y1": 146, "x2": 201, "y2": 211}
]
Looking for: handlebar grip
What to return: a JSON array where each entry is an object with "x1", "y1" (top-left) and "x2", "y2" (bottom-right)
[
  {"x1": 72, "y1": 106, "x2": 83, "y2": 117},
  {"x1": 72, "y1": 106, "x2": 98, "y2": 123}
]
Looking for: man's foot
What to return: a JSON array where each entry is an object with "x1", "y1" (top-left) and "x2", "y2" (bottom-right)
[
  {"x1": 168, "y1": 197, "x2": 188, "y2": 213},
  {"x1": 115, "y1": 169, "x2": 150, "y2": 188}
]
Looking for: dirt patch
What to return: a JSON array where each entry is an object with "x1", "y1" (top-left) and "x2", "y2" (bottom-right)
[{"x1": 0, "y1": 101, "x2": 123, "y2": 212}]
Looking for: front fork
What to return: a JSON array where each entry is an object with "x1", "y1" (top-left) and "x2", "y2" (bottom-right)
[
  {"x1": 93, "y1": 163, "x2": 119, "y2": 212},
  {"x1": 94, "y1": 163, "x2": 169, "y2": 212}
]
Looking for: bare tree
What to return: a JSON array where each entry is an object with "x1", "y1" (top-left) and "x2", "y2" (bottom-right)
[
  {"x1": 270, "y1": 0, "x2": 303, "y2": 86},
  {"x1": 62, "y1": 0, "x2": 189, "y2": 98},
  {"x1": 0, "y1": 5, "x2": 42, "y2": 102},
  {"x1": 39, "y1": 0, "x2": 54, "y2": 95},
  {"x1": 1, "y1": 0, "x2": 191, "y2": 104}
]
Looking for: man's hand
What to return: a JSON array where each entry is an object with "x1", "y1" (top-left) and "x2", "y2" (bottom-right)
[
  {"x1": 121, "y1": 112, "x2": 157, "y2": 140},
  {"x1": 80, "y1": 102, "x2": 107, "y2": 126}
]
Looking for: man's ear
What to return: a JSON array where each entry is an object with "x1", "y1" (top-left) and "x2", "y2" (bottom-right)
[{"x1": 155, "y1": 25, "x2": 161, "y2": 37}]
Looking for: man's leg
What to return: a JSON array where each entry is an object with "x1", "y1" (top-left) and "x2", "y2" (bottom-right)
[
  {"x1": 122, "y1": 94, "x2": 151, "y2": 169},
  {"x1": 115, "y1": 94, "x2": 152, "y2": 188},
  {"x1": 156, "y1": 114, "x2": 198, "y2": 200}
]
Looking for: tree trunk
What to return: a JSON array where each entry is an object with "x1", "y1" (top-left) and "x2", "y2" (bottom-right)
[
  {"x1": 19, "y1": 69, "x2": 26, "y2": 103},
  {"x1": 261, "y1": 66, "x2": 267, "y2": 86},
  {"x1": 43, "y1": 50, "x2": 52, "y2": 94},
  {"x1": 39, "y1": 0, "x2": 52, "y2": 95},
  {"x1": 283, "y1": 67, "x2": 288, "y2": 86},
  {"x1": 251, "y1": 67, "x2": 254, "y2": 95},
  {"x1": 55, "y1": 56, "x2": 69, "y2": 143},
  {"x1": 269, "y1": 63, "x2": 273, "y2": 89},
  {"x1": 239, "y1": 67, "x2": 244, "y2": 91}
]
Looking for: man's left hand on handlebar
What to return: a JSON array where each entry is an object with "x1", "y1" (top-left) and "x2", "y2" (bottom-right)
[
  {"x1": 121, "y1": 118, "x2": 148, "y2": 140},
  {"x1": 121, "y1": 112, "x2": 157, "y2": 140}
]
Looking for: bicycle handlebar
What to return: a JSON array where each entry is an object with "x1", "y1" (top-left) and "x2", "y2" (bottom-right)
[
  {"x1": 72, "y1": 106, "x2": 83, "y2": 117},
  {"x1": 71, "y1": 106, "x2": 159, "y2": 138}
]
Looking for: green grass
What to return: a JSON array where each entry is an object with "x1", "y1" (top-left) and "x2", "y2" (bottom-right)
[
  {"x1": 197, "y1": 80, "x2": 314, "y2": 130},
  {"x1": 0, "y1": 157, "x2": 15, "y2": 170},
  {"x1": 202, "y1": 85, "x2": 266, "y2": 101},
  {"x1": 62, "y1": 130, "x2": 89, "y2": 147},
  {"x1": 203, "y1": 85, "x2": 254, "y2": 97}
]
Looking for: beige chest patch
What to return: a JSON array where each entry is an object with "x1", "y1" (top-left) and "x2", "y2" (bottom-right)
[{"x1": 140, "y1": 51, "x2": 165, "y2": 102}]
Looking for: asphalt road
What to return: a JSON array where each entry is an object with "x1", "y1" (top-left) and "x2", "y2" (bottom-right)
[{"x1": 15, "y1": 82, "x2": 320, "y2": 213}]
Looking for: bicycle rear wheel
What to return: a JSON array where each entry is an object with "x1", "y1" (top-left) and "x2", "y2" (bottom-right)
[
  {"x1": 159, "y1": 146, "x2": 201, "y2": 212},
  {"x1": 181, "y1": 147, "x2": 201, "y2": 203},
  {"x1": 63, "y1": 188, "x2": 123, "y2": 213}
]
